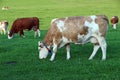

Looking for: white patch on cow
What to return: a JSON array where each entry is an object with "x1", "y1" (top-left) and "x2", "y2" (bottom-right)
[
  {"x1": 56, "y1": 20, "x2": 66, "y2": 32},
  {"x1": 84, "y1": 15, "x2": 99, "y2": 33},
  {"x1": 90, "y1": 15, "x2": 97, "y2": 21},
  {"x1": 59, "y1": 36, "x2": 71, "y2": 48},
  {"x1": 90, "y1": 37, "x2": 98, "y2": 43}
]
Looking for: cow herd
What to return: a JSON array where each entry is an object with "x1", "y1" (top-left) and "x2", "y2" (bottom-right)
[{"x1": 0, "y1": 15, "x2": 119, "y2": 61}]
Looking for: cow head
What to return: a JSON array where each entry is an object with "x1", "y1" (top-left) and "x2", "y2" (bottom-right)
[
  {"x1": 8, "y1": 31, "x2": 13, "y2": 39},
  {"x1": 111, "y1": 16, "x2": 119, "y2": 30},
  {"x1": 38, "y1": 41, "x2": 49, "y2": 59}
]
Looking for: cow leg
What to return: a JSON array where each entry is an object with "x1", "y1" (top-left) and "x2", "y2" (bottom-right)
[
  {"x1": 37, "y1": 29, "x2": 40, "y2": 37},
  {"x1": 2, "y1": 28, "x2": 6, "y2": 35},
  {"x1": 89, "y1": 44, "x2": 100, "y2": 60},
  {"x1": 99, "y1": 37, "x2": 107, "y2": 60},
  {"x1": 95, "y1": 36, "x2": 107, "y2": 60},
  {"x1": 20, "y1": 30, "x2": 25, "y2": 38},
  {"x1": 66, "y1": 44, "x2": 71, "y2": 60},
  {"x1": 34, "y1": 29, "x2": 40, "y2": 37},
  {"x1": 113, "y1": 24, "x2": 117, "y2": 29},
  {"x1": 50, "y1": 43, "x2": 58, "y2": 61}
]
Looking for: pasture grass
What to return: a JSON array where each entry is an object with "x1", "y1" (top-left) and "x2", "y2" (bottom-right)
[{"x1": 0, "y1": 0, "x2": 120, "y2": 80}]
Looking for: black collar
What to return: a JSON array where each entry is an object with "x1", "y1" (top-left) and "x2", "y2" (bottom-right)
[{"x1": 42, "y1": 41, "x2": 53, "y2": 55}]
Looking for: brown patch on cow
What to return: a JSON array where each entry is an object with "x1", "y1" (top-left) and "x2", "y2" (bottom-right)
[
  {"x1": 44, "y1": 22, "x2": 62, "y2": 46},
  {"x1": 61, "y1": 17, "x2": 89, "y2": 42}
]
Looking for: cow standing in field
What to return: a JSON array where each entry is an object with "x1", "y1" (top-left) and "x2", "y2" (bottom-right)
[
  {"x1": 38, "y1": 15, "x2": 108, "y2": 61},
  {"x1": 111, "y1": 16, "x2": 119, "y2": 29},
  {"x1": 0, "y1": 21, "x2": 8, "y2": 34},
  {"x1": 8, "y1": 17, "x2": 40, "y2": 39}
]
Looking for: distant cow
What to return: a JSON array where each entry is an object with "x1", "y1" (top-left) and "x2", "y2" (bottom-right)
[
  {"x1": 111, "y1": 16, "x2": 119, "y2": 29},
  {"x1": 2, "y1": 6, "x2": 8, "y2": 10},
  {"x1": 0, "y1": 21, "x2": 8, "y2": 34},
  {"x1": 38, "y1": 15, "x2": 108, "y2": 61},
  {"x1": 8, "y1": 17, "x2": 40, "y2": 39}
]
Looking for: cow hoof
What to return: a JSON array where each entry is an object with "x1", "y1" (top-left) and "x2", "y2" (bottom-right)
[
  {"x1": 50, "y1": 59, "x2": 54, "y2": 61},
  {"x1": 66, "y1": 57, "x2": 70, "y2": 60},
  {"x1": 88, "y1": 58, "x2": 93, "y2": 60},
  {"x1": 21, "y1": 36, "x2": 25, "y2": 38},
  {"x1": 102, "y1": 58, "x2": 106, "y2": 61}
]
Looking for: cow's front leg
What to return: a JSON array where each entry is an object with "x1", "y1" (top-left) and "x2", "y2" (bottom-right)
[
  {"x1": 66, "y1": 44, "x2": 71, "y2": 60},
  {"x1": 20, "y1": 30, "x2": 25, "y2": 38},
  {"x1": 50, "y1": 43, "x2": 57, "y2": 61}
]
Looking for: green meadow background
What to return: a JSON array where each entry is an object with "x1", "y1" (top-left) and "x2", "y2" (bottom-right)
[{"x1": 0, "y1": 0, "x2": 120, "y2": 80}]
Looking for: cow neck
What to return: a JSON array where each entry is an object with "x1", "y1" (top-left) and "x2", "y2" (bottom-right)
[{"x1": 42, "y1": 41, "x2": 53, "y2": 55}]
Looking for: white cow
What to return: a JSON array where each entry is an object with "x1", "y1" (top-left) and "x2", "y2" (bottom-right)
[
  {"x1": 38, "y1": 15, "x2": 108, "y2": 61},
  {"x1": 0, "y1": 21, "x2": 8, "y2": 34}
]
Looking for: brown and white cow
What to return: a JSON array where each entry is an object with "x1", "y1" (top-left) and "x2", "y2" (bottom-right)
[
  {"x1": 0, "y1": 21, "x2": 8, "y2": 34},
  {"x1": 111, "y1": 16, "x2": 119, "y2": 29},
  {"x1": 2, "y1": 6, "x2": 8, "y2": 10},
  {"x1": 38, "y1": 15, "x2": 108, "y2": 61},
  {"x1": 8, "y1": 17, "x2": 40, "y2": 39}
]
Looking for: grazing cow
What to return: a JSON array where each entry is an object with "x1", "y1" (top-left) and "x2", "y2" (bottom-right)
[
  {"x1": 8, "y1": 17, "x2": 40, "y2": 39},
  {"x1": 2, "y1": 6, "x2": 8, "y2": 10},
  {"x1": 0, "y1": 21, "x2": 8, "y2": 34},
  {"x1": 38, "y1": 15, "x2": 108, "y2": 61},
  {"x1": 111, "y1": 16, "x2": 119, "y2": 29}
]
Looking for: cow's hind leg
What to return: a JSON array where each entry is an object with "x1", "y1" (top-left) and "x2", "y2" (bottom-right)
[
  {"x1": 89, "y1": 44, "x2": 100, "y2": 60},
  {"x1": 99, "y1": 37, "x2": 107, "y2": 60},
  {"x1": 92, "y1": 36, "x2": 107, "y2": 60}
]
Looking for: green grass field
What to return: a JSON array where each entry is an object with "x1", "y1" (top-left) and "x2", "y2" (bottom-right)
[{"x1": 0, "y1": 0, "x2": 120, "y2": 80}]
